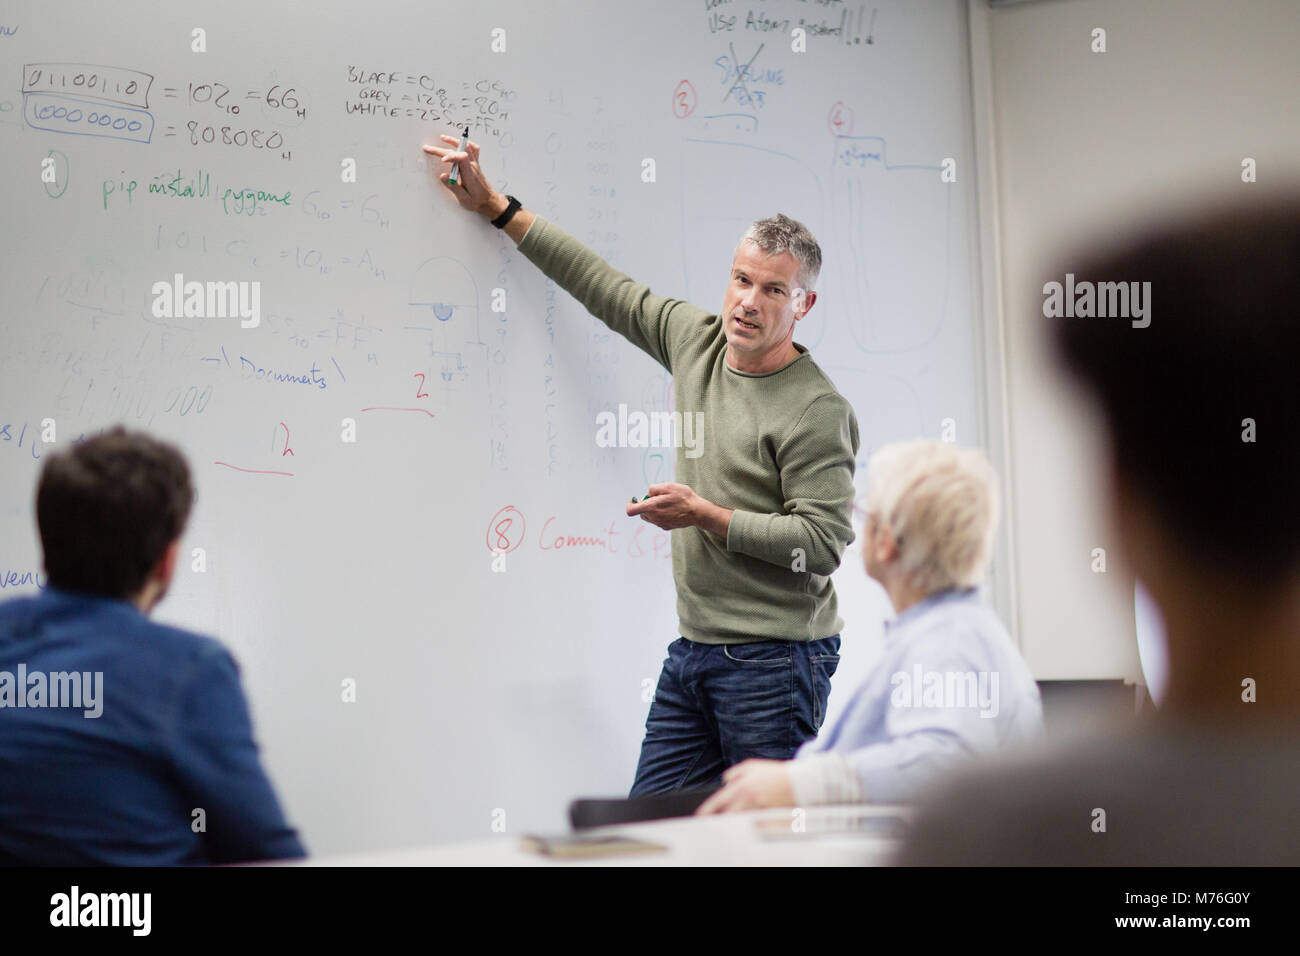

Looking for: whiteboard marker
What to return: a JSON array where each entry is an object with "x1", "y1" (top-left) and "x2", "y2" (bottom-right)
[{"x1": 447, "y1": 127, "x2": 470, "y2": 186}]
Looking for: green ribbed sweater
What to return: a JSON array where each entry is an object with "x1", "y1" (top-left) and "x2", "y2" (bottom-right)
[{"x1": 517, "y1": 215, "x2": 860, "y2": 644}]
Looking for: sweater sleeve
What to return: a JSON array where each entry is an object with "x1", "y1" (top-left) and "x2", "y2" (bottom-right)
[
  {"x1": 168, "y1": 645, "x2": 307, "y2": 863},
  {"x1": 725, "y1": 392, "x2": 859, "y2": 575},
  {"x1": 516, "y1": 214, "x2": 711, "y2": 373}
]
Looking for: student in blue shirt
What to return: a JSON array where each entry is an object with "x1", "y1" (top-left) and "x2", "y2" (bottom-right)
[
  {"x1": 0, "y1": 427, "x2": 305, "y2": 864},
  {"x1": 698, "y1": 439, "x2": 1042, "y2": 812}
]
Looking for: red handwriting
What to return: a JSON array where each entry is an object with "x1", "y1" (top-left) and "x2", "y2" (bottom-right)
[
  {"x1": 214, "y1": 461, "x2": 294, "y2": 477},
  {"x1": 485, "y1": 506, "x2": 669, "y2": 558},
  {"x1": 540, "y1": 516, "x2": 618, "y2": 552},
  {"x1": 672, "y1": 80, "x2": 697, "y2": 119},
  {"x1": 486, "y1": 505, "x2": 526, "y2": 554},
  {"x1": 828, "y1": 100, "x2": 853, "y2": 137},
  {"x1": 360, "y1": 407, "x2": 436, "y2": 418},
  {"x1": 629, "y1": 522, "x2": 671, "y2": 560}
]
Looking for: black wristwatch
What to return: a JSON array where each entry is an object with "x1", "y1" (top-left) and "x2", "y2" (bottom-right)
[{"x1": 491, "y1": 194, "x2": 521, "y2": 229}]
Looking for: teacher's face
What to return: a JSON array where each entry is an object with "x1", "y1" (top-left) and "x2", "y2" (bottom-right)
[{"x1": 721, "y1": 243, "x2": 807, "y2": 358}]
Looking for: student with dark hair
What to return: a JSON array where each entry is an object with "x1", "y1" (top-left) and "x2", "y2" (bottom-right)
[
  {"x1": 897, "y1": 197, "x2": 1300, "y2": 865},
  {"x1": 0, "y1": 427, "x2": 305, "y2": 864}
]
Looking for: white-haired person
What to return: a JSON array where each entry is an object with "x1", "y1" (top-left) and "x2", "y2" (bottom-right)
[{"x1": 697, "y1": 439, "x2": 1042, "y2": 813}]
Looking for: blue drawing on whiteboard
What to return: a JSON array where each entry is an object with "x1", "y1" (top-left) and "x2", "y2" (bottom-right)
[
  {"x1": 407, "y1": 256, "x2": 485, "y2": 389},
  {"x1": 24, "y1": 93, "x2": 154, "y2": 143},
  {"x1": 678, "y1": 134, "x2": 953, "y2": 355},
  {"x1": 829, "y1": 135, "x2": 952, "y2": 354}
]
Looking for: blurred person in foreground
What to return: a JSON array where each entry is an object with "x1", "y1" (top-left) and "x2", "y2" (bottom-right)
[
  {"x1": 698, "y1": 439, "x2": 1042, "y2": 813},
  {"x1": 0, "y1": 427, "x2": 305, "y2": 864},
  {"x1": 898, "y1": 197, "x2": 1300, "y2": 865}
]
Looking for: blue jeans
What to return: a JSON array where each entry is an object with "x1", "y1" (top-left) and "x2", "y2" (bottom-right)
[{"x1": 629, "y1": 634, "x2": 841, "y2": 796}]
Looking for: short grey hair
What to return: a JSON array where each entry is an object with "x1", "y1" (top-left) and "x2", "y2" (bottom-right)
[
  {"x1": 737, "y1": 213, "x2": 822, "y2": 293},
  {"x1": 865, "y1": 439, "x2": 1000, "y2": 595}
]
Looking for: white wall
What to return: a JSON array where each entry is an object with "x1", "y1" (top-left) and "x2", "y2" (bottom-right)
[{"x1": 975, "y1": 0, "x2": 1300, "y2": 679}]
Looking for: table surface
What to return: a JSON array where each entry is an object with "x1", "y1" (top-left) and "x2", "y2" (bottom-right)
[{"x1": 291, "y1": 805, "x2": 909, "y2": 866}]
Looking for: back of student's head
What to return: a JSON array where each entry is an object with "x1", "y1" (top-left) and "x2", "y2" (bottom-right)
[
  {"x1": 37, "y1": 427, "x2": 194, "y2": 600},
  {"x1": 1050, "y1": 197, "x2": 1300, "y2": 588},
  {"x1": 865, "y1": 439, "x2": 1000, "y2": 595}
]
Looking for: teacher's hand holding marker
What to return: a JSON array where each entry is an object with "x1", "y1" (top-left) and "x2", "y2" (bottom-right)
[
  {"x1": 431, "y1": 127, "x2": 479, "y2": 204},
  {"x1": 628, "y1": 483, "x2": 719, "y2": 532},
  {"x1": 423, "y1": 130, "x2": 533, "y2": 242},
  {"x1": 420, "y1": 127, "x2": 859, "y2": 799},
  {"x1": 445, "y1": 127, "x2": 469, "y2": 187}
]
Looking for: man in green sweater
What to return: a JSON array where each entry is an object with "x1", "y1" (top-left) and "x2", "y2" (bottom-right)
[{"x1": 426, "y1": 135, "x2": 860, "y2": 796}]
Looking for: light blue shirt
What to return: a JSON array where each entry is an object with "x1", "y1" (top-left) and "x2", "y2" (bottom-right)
[{"x1": 796, "y1": 587, "x2": 1043, "y2": 804}]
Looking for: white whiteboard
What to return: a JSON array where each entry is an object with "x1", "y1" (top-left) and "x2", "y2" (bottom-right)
[{"x1": 0, "y1": 0, "x2": 992, "y2": 855}]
